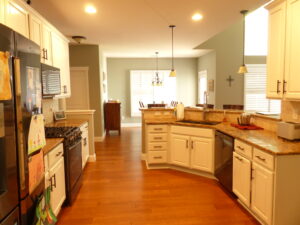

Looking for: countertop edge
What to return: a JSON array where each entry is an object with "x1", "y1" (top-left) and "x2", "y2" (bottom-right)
[{"x1": 43, "y1": 138, "x2": 64, "y2": 155}]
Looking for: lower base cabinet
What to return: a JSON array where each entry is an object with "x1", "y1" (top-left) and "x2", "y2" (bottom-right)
[
  {"x1": 170, "y1": 134, "x2": 190, "y2": 167},
  {"x1": 44, "y1": 143, "x2": 66, "y2": 216},
  {"x1": 251, "y1": 162, "x2": 274, "y2": 225},
  {"x1": 80, "y1": 122, "x2": 89, "y2": 168}
]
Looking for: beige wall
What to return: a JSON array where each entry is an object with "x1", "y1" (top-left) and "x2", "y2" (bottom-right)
[
  {"x1": 69, "y1": 45, "x2": 104, "y2": 137},
  {"x1": 107, "y1": 58, "x2": 198, "y2": 123},
  {"x1": 197, "y1": 51, "x2": 216, "y2": 105}
]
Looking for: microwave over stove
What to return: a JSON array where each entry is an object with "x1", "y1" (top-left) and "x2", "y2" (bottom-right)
[{"x1": 41, "y1": 63, "x2": 61, "y2": 98}]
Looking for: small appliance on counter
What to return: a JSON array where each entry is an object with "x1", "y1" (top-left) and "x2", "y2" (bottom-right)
[{"x1": 277, "y1": 121, "x2": 300, "y2": 140}]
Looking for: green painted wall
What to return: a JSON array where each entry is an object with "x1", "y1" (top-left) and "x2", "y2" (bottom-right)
[
  {"x1": 107, "y1": 58, "x2": 198, "y2": 123},
  {"x1": 69, "y1": 45, "x2": 104, "y2": 137}
]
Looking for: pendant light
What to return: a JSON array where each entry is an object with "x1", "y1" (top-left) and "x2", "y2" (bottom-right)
[
  {"x1": 169, "y1": 25, "x2": 176, "y2": 77},
  {"x1": 152, "y1": 52, "x2": 163, "y2": 86},
  {"x1": 238, "y1": 10, "x2": 248, "y2": 74}
]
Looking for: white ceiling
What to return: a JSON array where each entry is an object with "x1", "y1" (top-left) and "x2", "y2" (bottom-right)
[{"x1": 31, "y1": 0, "x2": 269, "y2": 58}]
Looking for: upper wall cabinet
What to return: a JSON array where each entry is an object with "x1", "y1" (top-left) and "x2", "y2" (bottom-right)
[
  {"x1": 0, "y1": 0, "x2": 5, "y2": 24},
  {"x1": 4, "y1": 0, "x2": 29, "y2": 38},
  {"x1": 266, "y1": 0, "x2": 300, "y2": 100},
  {"x1": 41, "y1": 23, "x2": 53, "y2": 66},
  {"x1": 52, "y1": 32, "x2": 71, "y2": 98}
]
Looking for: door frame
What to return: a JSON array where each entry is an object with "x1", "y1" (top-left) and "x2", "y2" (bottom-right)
[{"x1": 69, "y1": 67, "x2": 90, "y2": 109}]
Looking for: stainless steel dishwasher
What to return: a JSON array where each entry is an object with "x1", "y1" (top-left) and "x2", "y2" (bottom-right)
[{"x1": 215, "y1": 131, "x2": 235, "y2": 195}]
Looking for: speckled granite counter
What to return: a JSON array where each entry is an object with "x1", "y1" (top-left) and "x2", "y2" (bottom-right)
[
  {"x1": 145, "y1": 120, "x2": 300, "y2": 155},
  {"x1": 43, "y1": 138, "x2": 64, "y2": 155},
  {"x1": 46, "y1": 119, "x2": 88, "y2": 128}
]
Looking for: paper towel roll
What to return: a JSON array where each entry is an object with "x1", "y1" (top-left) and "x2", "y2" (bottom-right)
[{"x1": 176, "y1": 103, "x2": 184, "y2": 120}]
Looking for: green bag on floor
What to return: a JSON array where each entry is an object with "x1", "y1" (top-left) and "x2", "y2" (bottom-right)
[{"x1": 35, "y1": 187, "x2": 57, "y2": 225}]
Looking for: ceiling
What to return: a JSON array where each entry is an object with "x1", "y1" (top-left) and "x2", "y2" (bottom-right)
[{"x1": 31, "y1": 0, "x2": 269, "y2": 58}]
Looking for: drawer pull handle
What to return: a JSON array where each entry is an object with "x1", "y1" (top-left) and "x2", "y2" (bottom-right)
[
  {"x1": 154, "y1": 146, "x2": 162, "y2": 148},
  {"x1": 235, "y1": 156, "x2": 243, "y2": 162},
  {"x1": 56, "y1": 152, "x2": 62, "y2": 157},
  {"x1": 154, "y1": 128, "x2": 163, "y2": 131},
  {"x1": 154, "y1": 137, "x2": 162, "y2": 140},
  {"x1": 153, "y1": 156, "x2": 162, "y2": 159},
  {"x1": 191, "y1": 141, "x2": 194, "y2": 149},
  {"x1": 255, "y1": 155, "x2": 266, "y2": 162},
  {"x1": 237, "y1": 146, "x2": 244, "y2": 151},
  {"x1": 186, "y1": 140, "x2": 189, "y2": 148}
]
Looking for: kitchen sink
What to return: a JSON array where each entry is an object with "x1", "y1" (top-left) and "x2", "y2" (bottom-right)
[{"x1": 177, "y1": 120, "x2": 221, "y2": 125}]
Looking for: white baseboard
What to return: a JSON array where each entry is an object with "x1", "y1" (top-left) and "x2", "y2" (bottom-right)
[
  {"x1": 88, "y1": 154, "x2": 96, "y2": 162},
  {"x1": 121, "y1": 123, "x2": 141, "y2": 127},
  {"x1": 94, "y1": 135, "x2": 105, "y2": 142}
]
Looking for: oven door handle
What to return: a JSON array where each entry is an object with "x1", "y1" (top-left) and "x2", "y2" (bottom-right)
[{"x1": 68, "y1": 139, "x2": 82, "y2": 150}]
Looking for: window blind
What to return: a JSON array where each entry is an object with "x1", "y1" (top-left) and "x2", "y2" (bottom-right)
[
  {"x1": 130, "y1": 70, "x2": 176, "y2": 117},
  {"x1": 244, "y1": 64, "x2": 281, "y2": 114}
]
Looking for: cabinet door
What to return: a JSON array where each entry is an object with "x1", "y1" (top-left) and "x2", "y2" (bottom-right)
[
  {"x1": 42, "y1": 23, "x2": 53, "y2": 65},
  {"x1": 49, "y1": 157, "x2": 66, "y2": 216},
  {"x1": 266, "y1": 1, "x2": 286, "y2": 99},
  {"x1": 251, "y1": 162, "x2": 274, "y2": 225},
  {"x1": 52, "y1": 32, "x2": 71, "y2": 98},
  {"x1": 232, "y1": 152, "x2": 251, "y2": 207},
  {"x1": 190, "y1": 136, "x2": 213, "y2": 172},
  {"x1": 0, "y1": 0, "x2": 5, "y2": 24},
  {"x1": 4, "y1": 0, "x2": 29, "y2": 38},
  {"x1": 284, "y1": 0, "x2": 300, "y2": 99},
  {"x1": 170, "y1": 134, "x2": 190, "y2": 167}
]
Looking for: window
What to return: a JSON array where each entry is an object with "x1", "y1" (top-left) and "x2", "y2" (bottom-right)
[
  {"x1": 245, "y1": 7, "x2": 268, "y2": 56},
  {"x1": 244, "y1": 64, "x2": 281, "y2": 114},
  {"x1": 130, "y1": 70, "x2": 176, "y2": 117},
  {"x1": 198, "y1": 70, "x2": 207, "y2": 104}
]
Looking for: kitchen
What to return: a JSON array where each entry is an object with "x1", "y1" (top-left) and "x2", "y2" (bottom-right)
[{"x1": 1, "y1": 0, "x2": 300, "y2": 225}]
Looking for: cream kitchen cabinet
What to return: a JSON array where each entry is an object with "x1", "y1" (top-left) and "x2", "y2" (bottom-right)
[
  {"x1": 170, "y1": 126, "x2": 214, "y2": 173},
  {"x1": 266, "y1": 0, "x2": 300, "y2": 100},
  {"x1": 3, "y1": 0, "x2": 29, "y2": 38},
  {"x1": 41, "y1": 23, "x2": 53, "y2": 66},
  {"x1": 233, "y1": 139, "x2": 300, "y2": 225},
  {"x1": 44, "y1": 143, "x2": 66, "y2": 216},
  {"x1": 52, "y1": 32, "x2": 71, "y2": 98},
  {"x1": 233, "y1": 151, "x2": 251, "y2": 207},
  {"x1": 80, "y1": 122, "x2": 89, "y2": 168},
  {"x1": 146, "y1": 125, "x2": 168, "y2": 165},
  {"x1": 190, "y1": 136, "x2": 214, "y2": 172},
  {"x1": 170, "y1": 134, "x2": 190, "y2": 167},
  {"x1": 251, "y1": 162, "x2": 274, "y2": 225}
]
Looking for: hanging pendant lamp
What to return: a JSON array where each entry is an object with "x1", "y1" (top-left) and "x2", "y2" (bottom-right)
[
  {"x1": 152, "y1": 52, "x2": 163, "y2": 86},
  {"x1": 238, "y1": 10, "x2": 248, "y2": 74},
  {"x1": 169, "y1": 25, "x2": 176, "y2": 77}
]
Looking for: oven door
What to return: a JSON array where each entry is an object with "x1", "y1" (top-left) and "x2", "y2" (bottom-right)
[{"x1": 68, "y1": 140, "x2": 82, "y2": 190}]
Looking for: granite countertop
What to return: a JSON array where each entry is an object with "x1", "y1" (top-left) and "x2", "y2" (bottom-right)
[
  {"x1": 140, "y1": 108, "x2": 175, "y2": 111},
  {"x1": 43, "y1": 138, "x2": 64, "y2": 155},
  {"x1": 46, "y1": 119, "x2": 88, "y2": 128},
  {"x1": 144, "y1": 120, "x2": 300, "y2": 155}
]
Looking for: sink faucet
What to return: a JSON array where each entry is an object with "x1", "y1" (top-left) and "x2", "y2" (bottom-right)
[{"x1": 203, "y1": 91, "x2": 209, "y2": 121}]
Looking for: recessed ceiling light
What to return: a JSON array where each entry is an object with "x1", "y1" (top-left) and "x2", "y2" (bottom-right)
[
  {"x1": 85, "y1": 5, "x2": 97, "y2": 14},
  {"x1": 192, "y1": 13, "x2": 203, "y2": 21}
]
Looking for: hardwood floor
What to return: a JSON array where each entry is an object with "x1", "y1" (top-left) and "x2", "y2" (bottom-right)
[{"x1": 57, "y1": 127, "x2": 258, "y2": 225}]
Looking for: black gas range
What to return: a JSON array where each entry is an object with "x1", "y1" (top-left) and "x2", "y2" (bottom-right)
[{"x1": 45, "y1": 126, "x2": 83, "y2": 205}]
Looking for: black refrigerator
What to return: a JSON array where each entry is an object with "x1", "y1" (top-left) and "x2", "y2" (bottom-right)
[{"x1": 0, "y1": 24, "x2": 44, "y2": 225}]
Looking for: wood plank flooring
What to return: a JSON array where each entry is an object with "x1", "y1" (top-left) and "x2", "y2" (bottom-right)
[{"x1": 57, "y1": 127, "x2": 258, "y2": 225}]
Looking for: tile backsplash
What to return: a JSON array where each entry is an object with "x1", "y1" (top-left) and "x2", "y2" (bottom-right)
[
  {"x1": 42, "y1": 99, "x2": 59, "y2": 124},
  {"x1": 281, "y1": 100, "x2": 300, "y2": 123}
]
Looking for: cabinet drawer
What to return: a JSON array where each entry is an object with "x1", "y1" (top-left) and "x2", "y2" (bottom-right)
[
  {"x1": 148, "y1": 133, "x2": 168, "y2": 142},
  {"x1": 234, "y1": 139, "x2": 253, "y2": 159},
  {"x1": 148, "y1": 151, "x2": 167, "y2": 164},
  {"x1": 48, "y1": 143, "x2": 64, "y2": 169},
  {"x1": 148, "y1": 125, "x2": 168, "y2": 133},
  {"x1": 253, "y1": 148, "x2": 274, "y2": 171},
  {"x1": 148, "y1": 142, "x2": 167, "y2": 151}
]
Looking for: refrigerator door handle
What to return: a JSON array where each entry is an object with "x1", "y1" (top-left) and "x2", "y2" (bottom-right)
[{"x1": 14, "y1": 57, "x2": 27, "y2": 191}]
